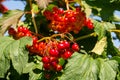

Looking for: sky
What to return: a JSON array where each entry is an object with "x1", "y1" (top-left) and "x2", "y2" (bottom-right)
[{"x1": 2, "y1": 0, "x2": 120, "y2": 48}]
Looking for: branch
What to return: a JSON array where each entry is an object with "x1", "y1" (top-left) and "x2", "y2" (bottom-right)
[
  {"x1": 75, "y1": 32, "x2": 97, "y2": 41},
  {"x1": 108, "y1": 29, "x2": 120, "y2": 33},
  {"x1": 29, "y1": 0, "x2": 38, "y2": 34}
]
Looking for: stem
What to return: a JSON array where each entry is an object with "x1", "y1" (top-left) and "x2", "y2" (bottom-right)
[
  {"x1": 37, "y1": 37, "x2": 51, "y2": 42},
  {"x1": 29, "y1": 0, "x2": 38, "y2": 34},
  {"x1": 75, "y1": 32, "x2": 97, "y2": 41},
  {"x1": 108, "y1": 29, "x2": 120, "y2": 33},
  {"x1": 31, "y1": 32, "x2": 44, "y2": 38},
  {"x1": 65, "y1": 0, "x2": 69, "y2": 10}
]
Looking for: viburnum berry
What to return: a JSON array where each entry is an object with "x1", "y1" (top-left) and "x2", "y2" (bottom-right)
[
  {"x1": 72, "y1": 43, "x2": 80, "y2": 51},
  {"x1": 49, "y1": 49, "x2": 59, "y2": 57},
  {"x1": 49, "y1": 57, "x2": 58, "y2": 62},
  {"x1": 63, "y1": 41, "x2": 70, "y2": 49},
  {"x1": 42, "y1": 56, "x2": 50, "y2": 63},
  {"x1": 8, "y1": 28, "x2": 16, "y2": 35},
  {"x1": 57, "y1": 42, "x2": 65, "y2": 50},
  {"x1": 43, "y1": 63, "x2": 51, "y2": 70},
  {"x1": 56, "y1": 64, "x2": 62, "y2": 71},
  {"x1": 32, "y1": 36, "x2": 38, "y2": 44},
  {"x1": 62, "y1": 51, "x2": 72, "y2": 59}
]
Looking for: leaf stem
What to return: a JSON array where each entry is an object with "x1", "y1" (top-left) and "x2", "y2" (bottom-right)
[
  {"x1": 29, "y1": 0, "x2": 38, "y2": 34},
  {"x1": 108, "y1": 29, "x2": 120, "y2": 33},
  {"x1": 75, "y1": 32, "x2": 97, "y2": 41}
]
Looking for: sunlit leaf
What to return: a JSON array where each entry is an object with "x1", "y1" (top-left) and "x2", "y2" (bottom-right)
[
  {"x1": 0, "y1": 37, "x2": 32, "y2": 75},
  {"x1": 32, "y1": 4, "x2": 39, "y2": 13},
  {"x1": 93, "y1": 20, "x2": 116, "y2": 40},
  {"x1": 35, "y1": 0, "x2": 52, "y2": 9},
  {"x1": 98, "y1": 58, "x2": 118, "y2": 80},
  {"x1": 92, "y1": 37, "x2": 107, "y2": 55},
  {"x1": 60, "y1": 52, "x2": 118, "y2": 80},
  {"x1": 0, "y1": 10, "x2": 24, "y2": 36}
]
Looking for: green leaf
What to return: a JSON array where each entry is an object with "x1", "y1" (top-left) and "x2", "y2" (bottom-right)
[
  {"x1": 0, "y1": 10, "x2": 24, "y2": 36},
  {"x1": 60, "y1": 52, "x2": 118, "y2": 80},
  {"x1": 0, "y1": 37, "x2": 32, "y2": 75},
  {"x1": 60, "y1": 52, "x2": 99, "y2": 80},
  {"x1": 0, "y1": 37, "x2": 13, "y2": 78},
  {"x1": 29, "y1": 62, "x2": 43, "y2": 80},
  {"x1": 11, "y1": 37, "x2": 32, "y2": 74},
  {"x1": 98, "y1": 58, "x2": 118, "y2": 80},
  {"x1": 32, "y1": 4, "x2": 39, "y2": 13},
  {"x1": 92, "y1": 37, "x2": 107, "y2": 55},
  {"x1": 93, "y1": 20, "x2": 116, "y2": 40},
  {"x1": 111, "y1": 56, "x2": 120, "y2": 64}
]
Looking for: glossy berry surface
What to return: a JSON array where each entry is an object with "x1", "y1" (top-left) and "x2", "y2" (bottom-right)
[
  {"x1": 72, "y1": 43, "x2": 80, "y2": 51},
  {"x1": 56, "y1": 64, "x2": 62, "y2": 71},
  {"x1": 42, "y1": 56, "x2": 50, "y2": 63},
  {"x1": 49, "y1": 49, "x2": 59, "y2": 57},
  {"x1": 62, "y1": 51, "x2": 72, "y2": 59}
]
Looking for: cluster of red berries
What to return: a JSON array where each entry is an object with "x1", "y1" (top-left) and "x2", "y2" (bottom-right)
[
  {"x1": 43, "y1": 7, "x2": 93, "y2": 33},
  {"x1": 41, "y1": 41, "x2": 79, "y2": 72},
  {"x1": 8, "y1": 26, "x2": 32, "y2": 39},
  {"x1": 27, "y1": 39, "x2": 80, "y2": 72},
  {"x1": 8, "y1": 26, "x2": 80, "y2": 72}
]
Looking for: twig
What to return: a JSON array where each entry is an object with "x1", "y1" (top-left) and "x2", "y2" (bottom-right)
[
  {"x1": 75, "y1": 32, "x2": 97, "y2": 41},
  {"x1": 108, "y1": 29, "x2": 120, "y2": 33},
  {"x1": 29, "y1": 0, "x2": 38, "y2": 34},
  {"x1": 65, "y1": 0, "x2": 69, "y2": 10}
]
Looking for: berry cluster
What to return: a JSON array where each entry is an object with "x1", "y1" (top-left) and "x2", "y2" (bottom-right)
[
  {"x1": 8, "y1": 26, "x2": 32, "y2": 39},
  {"x1": 43, "y1": 7, "x2": 93, "y2": 33},
  {"x1": 8, "y1": 26, "x2": 80, "y2": 72},
  {"x1": 27, "y1": 39, "x2": 79, "y2": 72},
  {"x1": 41, "y1": 41, "x2": 79, "y2": 72}
]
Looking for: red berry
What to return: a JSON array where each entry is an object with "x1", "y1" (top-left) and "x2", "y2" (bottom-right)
[
  {"x1": 69, "y1": 17, "x2": 76, "y2": 22},
  {"x1": 62, "y1": 51, "x2": 72, "y2": 59},
  {"x1": 51, "y1": 61, "x2": 57, "y2": 69},
  {"x1": 32, "y1": 36, "x2": 38, "y2": 44},
  {"x1": 42, "y1": 56, "x2": 50, "y2": 63},
  {"x1": 49, "y1": 49, "x2": 59, "y2": 57},
  {"x1": 56, "y1": 64, "x2": 62, "y2": 71},
  {"x1": 72, "y1": 43, "x2": 79, "y2": 51},
  {"x1": 63, "y1": 41, "x2": 70, "y2": 49},
  {"x1": 8, "y1": 28, "x2": 16, "y2": 35},
  {"x1": 43, "y1": 63, "x2": 51, "y2": 70},
  {"x1": 49, "y1": 57, "x2": 58, "y2": 62},
  {"x1": 58, "y1": 8, "x2": 64, "y2": 14},
  {"x1": 22, "y1": 27, "x2": 29, "y2": 33},
  {"x1": 57, "y1": 43, "x2": 65, "y2": 50},
  {"x1": 18, "y1": 26, "x2": 23, "y2": 32}
]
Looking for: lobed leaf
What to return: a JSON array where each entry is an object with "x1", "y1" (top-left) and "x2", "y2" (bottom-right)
[
  {"x1": 0, "y1": 10, "x2": 24, "y2": 36},
  {"x1": 35, "y1": 0, "x2": 52, "y2": 9},
  {"x1": 93, "y1": 20, "x2": 116, "y2": 40},
  {"x1": 0, "y1": 36, "x2": 32, "y2": 76},
  {"x1": 60, "y1": 52, "x2": 118, "y2": 80}
]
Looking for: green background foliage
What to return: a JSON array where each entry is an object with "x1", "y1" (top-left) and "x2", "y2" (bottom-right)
[{"x1": 0, "y1": 0, "x2": 120, "y2": 80}]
